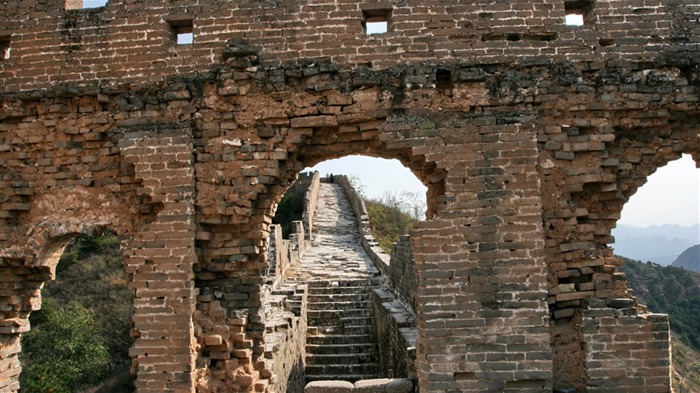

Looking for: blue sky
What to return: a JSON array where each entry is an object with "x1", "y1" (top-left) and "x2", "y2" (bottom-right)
[
  {"x1": 83, "y1": 0, "x2": 107, "y2": 7},
  {"x1": 307, "y1": 154, "x2": 700, "y2": 228}
]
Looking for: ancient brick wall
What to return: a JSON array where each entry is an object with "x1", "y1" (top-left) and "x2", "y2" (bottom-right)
[
  {"x1": 581, "y1": 299, "x2": 671, "y2": 393},
  {"x1": 1, "y1": 0, "x2": 699, "y2": 392},
  {"x1": 372, "y1": 286, "x2": 418, "y2": 381},
  {"x1": 1, "y1": 0, "x2": 698, "y2": 92},
  {"x1": 2, "y1": 56, "x2": 695, "y2": 393},
  {"x1": 301, "y1": 172, "x2": 321, "y2": 240},
  {"x1": 261, "y1": 284, "x2": 308, "y2": 393},
  {"x1": 389, "y1": 235, "x2": 418, "y2": 312}
]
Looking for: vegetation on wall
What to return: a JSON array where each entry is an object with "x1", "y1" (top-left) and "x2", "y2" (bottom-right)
[
  {"x1": 365, "y1": 191, "x2": 423, "y2": 254},
  {"x1": 20, "y1": 232, "x2": 135, "y2": 393},
  {"x1": 21, "y1": 301, "x2": 112, "y2": 393}
]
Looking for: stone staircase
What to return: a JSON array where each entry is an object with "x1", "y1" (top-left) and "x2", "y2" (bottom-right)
[
  {"x1": 304, "y1": 279, "x2": 381, "y2": 383},
  {"x1": 283, "y1": 181, "x2": 385, "y2": 384}
]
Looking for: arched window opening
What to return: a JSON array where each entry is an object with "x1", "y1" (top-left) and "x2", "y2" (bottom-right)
[
  {"x1": 20, "y1": 230, "x2": 135, "y2": 393},
  {"x1": 265, "y1": 155, "x2": 423, "y2": 385},
  {"x1": 614, "y1": 154, "x2": 700, "y2": 393},
  {"x1": 305, "y1": 155, "x2": 427, "y2": 254},
  {"x1": 613, "y1": 154, "x2": 700, "y2": 265}
]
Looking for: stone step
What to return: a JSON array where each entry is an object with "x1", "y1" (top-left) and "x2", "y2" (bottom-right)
[
  {"x1": 306, "y1": 334, "x2": 375, "y2": 345},
  {"x1": 307, "y1": 279, "x2": 374, "y2": 289},
  {"x1": 341, "y1": 308, "x2": 371, "y2": 318},
  {"x1": 305, "y1": 352, "x2": 377, "y2": 365},
  {"x1": 307, "y1": 301, "x2": 371, "y2": 311},
  {"x1": 308, "y1": 286, "x2": 374, "y2": 295},
  {"x1": 305, "y1": 343, "x2": 377, "y2": 355},
  {"x1": 306, "y1": 310, "x2": 341, "y2": 321},
  {"x1": 307, "y1": 315, "x2": 374, "y2": 328},
  {"x1": 307, "y1": 324, "x2": 372, "y2": 336},
  {"x1": 340, "y1": 316, "x2": 373, "y2": 326},
  {"x1": 307, "y1": 308, "x2": 371, "y2": 320},
  {"x1": 307, "y1": 325, "x2": 342, "y2": 335},
  {"x1": 305, "y1": 374, "x2": 382, "y2": 384},
  {"x1": 305, "y1": 363, "x2": 381, "y2": 378},
  {"x1": 343, "y1": 325, "x2": 372, "y2": 335},
  {"x1": 308, "y1": 293, "x2": 370, "y2": 303}
]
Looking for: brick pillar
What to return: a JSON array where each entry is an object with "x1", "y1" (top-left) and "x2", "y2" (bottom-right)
[
  {"x1": 118, "y1": 126, "x2": 197, "y2": 393},
  {"x1": 412, "y1": 123, "x2": 553, "y2": 392},
  {"x1": 0, "y1": 265, "x2": 49, "y2": 393}
]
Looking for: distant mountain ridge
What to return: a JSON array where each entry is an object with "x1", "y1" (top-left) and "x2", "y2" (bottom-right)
[
  {"x1": 612, "y1": 224, "x2": 700, "y2": 265},
  {"x1": 672, "y1": 245, "x2": 700, "y2": 272}
]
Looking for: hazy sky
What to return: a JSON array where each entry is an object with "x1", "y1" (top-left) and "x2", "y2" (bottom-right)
[
  {"x1": 307, "y1": 154, "x2": 700, "y2": 228},
  {"x1": 619, "y1": 154, "x2": 700, "y2": 227},
  {"x1": 306, "y1": 155, "x2": 427, "y2": 201}
]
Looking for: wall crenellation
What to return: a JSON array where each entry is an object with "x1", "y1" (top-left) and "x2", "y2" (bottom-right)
[{"x1": 0, "y1": 0, "x2": 698, "y2": 91}]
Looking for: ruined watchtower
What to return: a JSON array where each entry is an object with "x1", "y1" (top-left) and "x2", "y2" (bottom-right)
[{"x1": 1, "y1": 0, "x2": 698, "y2": 392}]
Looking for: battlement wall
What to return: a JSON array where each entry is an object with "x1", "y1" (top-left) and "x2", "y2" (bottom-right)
[{"x1": 0, "y1": 0, "x2": 698, "y2": 91}]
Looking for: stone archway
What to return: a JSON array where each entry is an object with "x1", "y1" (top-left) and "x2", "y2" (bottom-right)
[
  {"x1": 191, "y1": 101, "x2": 451, "y2": 391},
  {"x1": 0, "y1": 186, "x2": 138, "y2": 393},
  {"x1": 192, "y1": 63, "x2": 554, "y2": 391},
  {"x1": 540, "y1": 70, "x2": 700, "y2": 390}
]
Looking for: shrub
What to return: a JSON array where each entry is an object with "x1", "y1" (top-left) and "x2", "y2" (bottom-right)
[{"x1": 21, "y1": 301, "x2": 112, "y2": 392}]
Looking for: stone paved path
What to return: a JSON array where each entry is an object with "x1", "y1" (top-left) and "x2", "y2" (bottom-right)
[
  {"x1": 284, "y1": 182, "x2": 383, "y2": 382},
  {"x1": 286, "y1": 182, "x2": 380, "y2": 282}
]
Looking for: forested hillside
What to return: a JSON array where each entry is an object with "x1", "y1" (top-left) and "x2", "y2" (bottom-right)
[
  {"x1": 20, "y1": 232, "x2": 134, "y2": 393},
  {"x1": 621, "y1": 258, "x2": 700, "y2": 392},
  {"x1": 672, "y1": 244, "x2": 700, "y2": 272}
]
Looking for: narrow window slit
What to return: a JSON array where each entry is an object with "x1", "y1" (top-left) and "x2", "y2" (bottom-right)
[
  {"x1": 436, "y1": 69, "x2": 453, "y2": 89},
  {"x1": 564, "y1": 0, "x2": 595, "y2": 26},
  {"x1": 0, "y1": 35, "x2": 10, "y2": 60},
  {"x1": 65, "y1": 0, "x2": 108, "y2": 10},
  {"x1": 167, "y1": 17, "x2": 195, "y2": 45},
  {"x1": 362, "y1": 8, "x2": 392, "y2": 35}
]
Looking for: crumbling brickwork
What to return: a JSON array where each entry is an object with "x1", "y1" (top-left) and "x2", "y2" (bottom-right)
[{"x1": 1, "y1": 0, "x2": 699, "y2": 392}]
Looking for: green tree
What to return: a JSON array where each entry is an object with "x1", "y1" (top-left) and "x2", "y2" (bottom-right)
[
  {"x1": 21, "y1": 301, "x2": 112, "y2": 392},
  {"x1": 366, "y1": 191, "x2": 417, "y2": 253},
  {"x1": 45, "y1": 233, "x2": 133, "y2": 368},
  {"x1": 21, "y1": 231, "x2": 135, "y2": 392}
]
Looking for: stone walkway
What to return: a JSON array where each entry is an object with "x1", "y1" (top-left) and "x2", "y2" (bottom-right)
[
  {"x1": 286, "y1": 182, "x2": 380, "y2": 283},
  {"x1": 284, "y1": 182, "x2": 383, "y2": 383}
]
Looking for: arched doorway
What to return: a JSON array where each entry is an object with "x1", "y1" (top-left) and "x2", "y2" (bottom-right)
[
  {"x1": 264, "y1": 155, "x2": 429, "y2": 388},
  {"x1": 613, "y1": 154, "x2": 700, "y2": 264},
  {"x1": 614, "y1": 153, "x2": 700, "y2": 392},
  {"x1": 19, "y1": 230, "x2": 135, "y2": 393}
]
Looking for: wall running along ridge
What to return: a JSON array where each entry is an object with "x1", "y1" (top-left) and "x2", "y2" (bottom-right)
[{"x1": 1, "y1": 0, "x2": 699, "y2": 392}]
